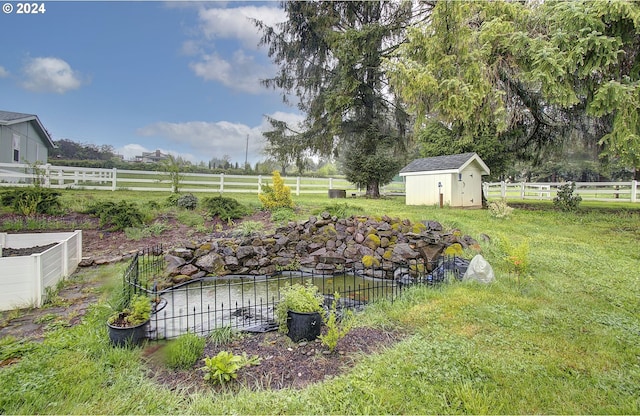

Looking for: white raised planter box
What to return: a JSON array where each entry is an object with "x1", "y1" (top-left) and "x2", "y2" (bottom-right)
[{"x1": 0, "y1": 230, "x2": 82, "y2": 311}]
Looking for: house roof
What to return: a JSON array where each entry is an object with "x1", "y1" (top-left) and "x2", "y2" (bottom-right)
[
  {"x1": 0, "y1": 110, "x2": 56, "y2": 149},
  {"x1": 399, "y1": 152, "x2": 490, "y2": 176}
]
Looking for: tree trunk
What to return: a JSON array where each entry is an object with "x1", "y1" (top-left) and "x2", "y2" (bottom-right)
[{"x1": 366, "y1": 180, "x2": 380, "y2": 198}]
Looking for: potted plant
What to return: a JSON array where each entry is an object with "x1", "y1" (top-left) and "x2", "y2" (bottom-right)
[
  {"x1": 107, "y1": 293, "x2": 152, "y2": 347},
  {"x1": 275, "y1": 281, "x2": 325, "y2": 342}
]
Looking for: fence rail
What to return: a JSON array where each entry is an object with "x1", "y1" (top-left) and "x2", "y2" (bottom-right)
[
  {"x1": 123, "y1": 246, "x2": 461, "y2": 340},
  {"x1": 483, "y1": 180, "x2": 639, "y2": 203},
  {"x1": 0, "y1": 162, "x2": 404, "y2": 196}
]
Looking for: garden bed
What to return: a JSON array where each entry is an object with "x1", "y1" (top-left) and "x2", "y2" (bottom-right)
[{"x1": 0, "y1": 231, "x2": 83, "y2": 311}]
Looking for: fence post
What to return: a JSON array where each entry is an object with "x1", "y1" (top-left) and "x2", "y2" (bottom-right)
[
  {"x1": 220, "y1": 173, "x2": 224, "y2": 193},
  {"x1": 632, "y1": 180, "x2": 638, "y2": 203},
  {"x1": 58, "y1": 168, "x2": 63, "y2": 186},
  {"x1": 44, "y1": 163, "x2": 51, "y2": 188},
  {"x1": 258, "y1": 175, "x2": 262, "y2": 193},
  {"x1": 296, "y1": 176, "x2": 300, "y2": 196},
  {"x1": 329, "y1": 177, "x2": 333, "y2": 189},
  {"x1": 520, "y1": 182, "x2": 525, "y2": 199},
  {"x1": 500, "y1": 181, "x2": 506, "y2": 199},
  {"x1": 112, "y1": 168, "x2": 117, "y2": 191}
]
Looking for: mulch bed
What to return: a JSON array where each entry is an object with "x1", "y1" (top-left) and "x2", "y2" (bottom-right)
[{"x1": 144, "y1": 327, "x2": 404, "y2": 393}]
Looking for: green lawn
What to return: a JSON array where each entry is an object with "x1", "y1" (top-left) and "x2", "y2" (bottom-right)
[{"x1": 0, "y1": 192, "x2": 638, "y2": 414}]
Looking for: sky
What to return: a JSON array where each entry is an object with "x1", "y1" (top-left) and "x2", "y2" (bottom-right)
[{"x1": 0, "y1": 1, "x2": 305, "y2": 166}]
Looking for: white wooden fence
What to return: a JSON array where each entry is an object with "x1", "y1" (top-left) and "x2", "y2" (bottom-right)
[
  {"x1": 0, "y1": 230, "x2": 82, "y2": 311},
  {"x1": 483, "y1": 181, "x2": 639, "y2": 203},
  {"x1": 0, "y1": 162, "x2": 403, "y2": 196}
]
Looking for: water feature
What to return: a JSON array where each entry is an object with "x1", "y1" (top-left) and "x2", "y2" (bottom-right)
[{"x1": 149, "y1": 272, "x2": 398, "y2": 340}]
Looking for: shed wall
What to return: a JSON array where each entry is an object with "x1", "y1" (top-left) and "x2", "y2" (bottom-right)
[{"x1": 0, "y1": 122, "x2": 49, "y2": 164}]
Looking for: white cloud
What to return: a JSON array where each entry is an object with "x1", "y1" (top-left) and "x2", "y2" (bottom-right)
[
  {"x1": 0, "y1": 66, "x2": 9, "y2": 78},
  {"x1": 186, "y1": 4, "x2": 285, "y2": 94},
  {"x1": 197, "y1": 5, "x2": 285, "y2": 50},
  {"x1": 189, "y1": 49, "x2": 271, "y2": 94},
  {"x1": 135, "y1": 111, "x2": 303, "y2": 165},
  {"x1": 21, "y1": 57, "x2": 85, "y2": 93}
]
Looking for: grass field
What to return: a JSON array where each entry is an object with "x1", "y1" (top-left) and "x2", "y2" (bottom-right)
[{"x1": 0, "y1": 190, "x2": 639, "y2": 414}]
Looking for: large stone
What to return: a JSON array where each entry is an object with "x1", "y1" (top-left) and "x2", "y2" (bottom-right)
[
  {"x1": 195, "y1": 252, "x2": 226, "y2": 274},
  {"x1": 165, "y1": 254, "x2": 187, "y2": 276},
  {"x1": 236, "y1": 246, "x2": 255, "y2": 259},
  {"x1": 391, "y1": 243, "x2": 419, "y2": 262},
  {"x1": 169, "y1": 248, "x2": 193, "y2": 259},
  {"x1": 179, "y1": 264, "x2": 200, "y2": 276},
  {"x1": 418, "y1": 244, "x2": 445, "y2": 271}
]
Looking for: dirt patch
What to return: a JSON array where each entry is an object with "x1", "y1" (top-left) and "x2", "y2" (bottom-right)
[
  {"x1": 0, "y1": 243, "x2": 58, "y2": 257},
  {"x1": 144, "y1": 327, "x2": 404, "y2": 392}
]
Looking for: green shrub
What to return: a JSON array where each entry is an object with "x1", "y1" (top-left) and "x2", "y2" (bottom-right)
[
  {"x1": 165, "y1": 193, "x2": 181, "y2": 207},
  {"x1": 208, "y1": 326, "x2": 236, "y2": 347},
  {"x1": 202, "y1": 196, "x2": 250, "y2": 222},
  {"x1": 319, "y1": 293, "x2": 354, "y2": 353},
  {"x1": 553, "y1": 182, "x2": 582, "y2": 212},
  {"x1": 164, "y1": 332, "x2": 206, "y2": 370},
  {"x1": 177, "y1": 194, "x2": 198, "y2": 210},
  {"x1": 271, "y1": 207, "x2": 296, "y2": 223},
  {"x1": 85, "y1": 200, "x2": 146, "y2": 231},
  {"x1": 1, "y1": 188, "x2": 62, "y2": 215},
  {"x1": 320, "y1": 202, "x2": 363, "y2": 218}
]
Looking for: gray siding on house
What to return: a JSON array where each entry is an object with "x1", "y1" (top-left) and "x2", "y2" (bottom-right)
[{"x1": 0, "y1": 111, "x2": 54, "y2": 164}]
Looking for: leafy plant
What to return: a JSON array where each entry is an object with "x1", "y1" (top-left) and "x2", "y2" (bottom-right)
[
  {"x1": 275, "y1": 281, "x2": 325, "y2": 333},
  {"x1": 270, "y1": 207, "x2": 296, "y2": 223},
  {"x1": 164, "y1": 332, "x2": 206, "y2": 370},
  {"x1": 177, "y1": 194, "x2": 198, "y2": 210},
  {"x1": 319, "y1": 292, "x2": 354, "y2": 353},
  {"x1": 208, "y1": 326, "x2": 236, "y2": 347},
  {"x1": 1, "y1": 188, "x2": 62, "y2": 216},
  {"x1": 259, "y1": 171, "x2": 294, "y2": 210},
  {"x1": 200, "y1": 351, "x2": 261, "y2": 385},
  {"x1": 202, "y1": 196, "x2": 250, "y2": 222},
  {"x1": 108, "y1": 293, "x2": 151, "y2": 327},
  {"x1": 85, "y1": 200, "x2": 146, "y2": 231},
  {"x1": 321, "y1": 202, "x2": 364, "y2": 218},
  {"x1": 234, "y1": 220, "x2": 264, "y2": 237},
  {"x1": 553, "y1": 182, "x2": 582, "y2": 212},
  {"x1": 488, "y1": 199, "x2": 514, "y2": 219}
]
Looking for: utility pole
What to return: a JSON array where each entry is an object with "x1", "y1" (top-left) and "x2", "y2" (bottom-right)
[{"x1": 244, "y1": 134, "x2": 249, "y2": 170}]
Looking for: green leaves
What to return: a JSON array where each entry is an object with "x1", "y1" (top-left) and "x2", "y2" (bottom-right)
[{"x1": 200, "y1": 351, "x2": 261, "y2": 385}]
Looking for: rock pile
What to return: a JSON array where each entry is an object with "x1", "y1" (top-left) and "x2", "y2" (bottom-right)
[{"x1": 161, "y1": 213, "x2": 479, "y2": 289}]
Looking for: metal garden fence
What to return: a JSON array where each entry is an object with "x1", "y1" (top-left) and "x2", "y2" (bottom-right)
[{"x1": 123, "y1": 245, "x2": 464, "y2": 340}]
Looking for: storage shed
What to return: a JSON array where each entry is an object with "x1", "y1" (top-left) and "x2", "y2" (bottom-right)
[{"x1": 399, "y1": 152, "x2": 490, "y2": 208}]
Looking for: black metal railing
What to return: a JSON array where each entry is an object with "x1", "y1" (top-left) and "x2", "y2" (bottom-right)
[{"x1": 122, "y1": 245, "x2": 464, "y2": 340}]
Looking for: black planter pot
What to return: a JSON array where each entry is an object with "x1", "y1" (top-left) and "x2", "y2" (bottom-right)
[
  {"x1": 287, "y1": 310, "x2": 322, "y2": 342},
  {"x1": 107, "y1": 319, "x2": 150, "y2": 347}
]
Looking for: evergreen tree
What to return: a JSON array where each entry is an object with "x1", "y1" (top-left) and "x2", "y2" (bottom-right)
[{"x1": 257, "y1": 1, "x2": 429, "y2": 197}]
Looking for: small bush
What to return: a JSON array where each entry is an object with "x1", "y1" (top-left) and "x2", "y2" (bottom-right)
[
  {"x1": 177, "y1": 194, "x2": 198, "y2": 210},
  {"x1": 553, "y1": 182, "x2": 582, "y2": 212},
  {"x1": 259, "y1": 171, "x2": 294, "y2": 210},
  {"x1": 84, "y1": 200, "x2": 146, "y2": 231},
  {"x1": 488, "y1": 199, "x2": 514, "y2": 219},
  {"x1": 200, "y1": 351, "x2": 261, "y2": 384},
  {"x1": 165, "y1": 193, "x2": 181, "y2": 207},
  {"x1": 321, "y1": 202, "x2": 363, "y2": 218},
  {"x1": 164, "y1": 332, "x2": 206, "y2": 370},
  {"x1": 202, "y1": 196, "x2": 250, "y2": 222},
  {"x1": 208, "y1": 326, "x2": 236, "y2": 347},
  {"x1": 234, "y1": 220, "x2": 264, "y2": 237},
  {"x1": 319, "y1": 293, "x2": 354, "y2": 353},
  {"x1": 271, "y1": 207, "x2": 296, "y2": 223},
  {"x1": 1, "y1": 188, "x2": 62, "y2": 215}
]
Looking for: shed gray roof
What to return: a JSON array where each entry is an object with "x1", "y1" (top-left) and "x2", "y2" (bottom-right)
[
  {"x1": 0, "y1": 110, "x2": 55, "y2": 149},
  {"x1": 400, "y1": 152, "x2": 490, "y2": 175}
]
